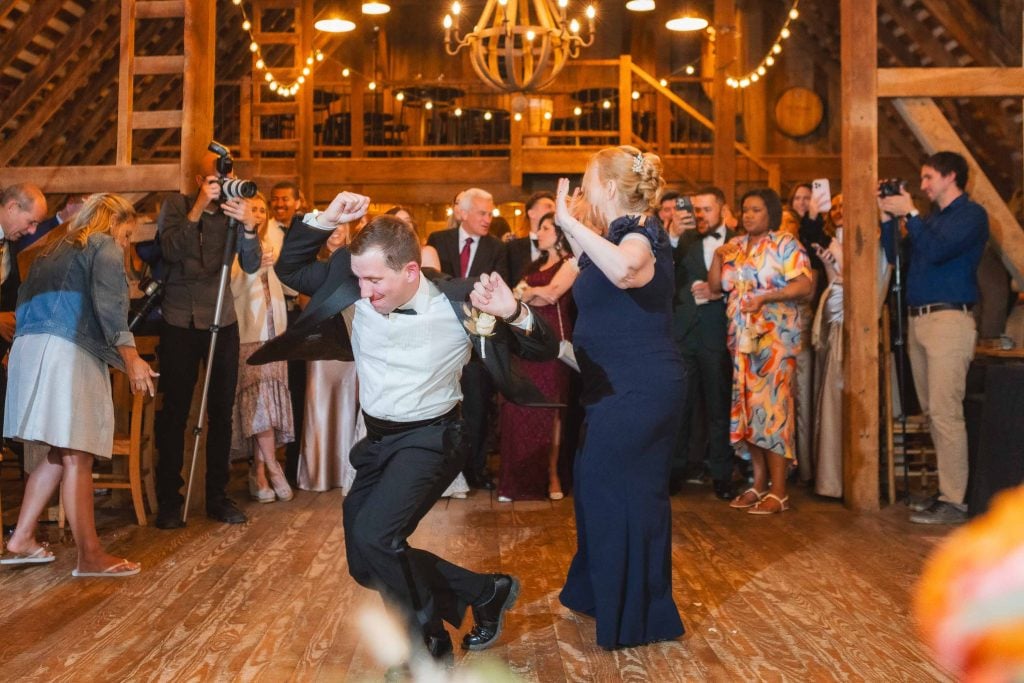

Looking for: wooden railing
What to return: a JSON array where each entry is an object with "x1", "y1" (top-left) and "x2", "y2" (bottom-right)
[{"x1": 231, "y1": 55, "x2": 781, "y2": 199}]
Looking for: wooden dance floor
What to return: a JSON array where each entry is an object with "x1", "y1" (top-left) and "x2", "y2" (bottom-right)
[{"x1": 0, "y1": 468, "x2": 953, "y2": 681}]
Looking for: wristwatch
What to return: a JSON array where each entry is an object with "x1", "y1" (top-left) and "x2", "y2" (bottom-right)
[{"x1": 503, "y1": 300, "x2": 525, "y2": 324}]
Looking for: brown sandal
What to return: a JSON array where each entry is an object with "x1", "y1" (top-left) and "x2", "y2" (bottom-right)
[
  {"x1": 729, "y1": 488, "x2": 766, "y2": 509},
  {"x1": 748, "y1": 493, "x2": 790, "y2": 515}
]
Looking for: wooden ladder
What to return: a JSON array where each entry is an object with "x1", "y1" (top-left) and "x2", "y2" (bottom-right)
[{"x1": 117, "y1": 0, "x2": 215, "y2": 192}]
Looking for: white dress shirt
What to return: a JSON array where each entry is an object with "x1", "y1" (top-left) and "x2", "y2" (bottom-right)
[
  {"x1": 268, "y1": 218, "x2": 298, "y2": 296},
  {"x1": 457, "y1": 226, "x2": 480, "y2": 276},
  {"x1": 352, "y1": 275, "x2": 471, "y2": 421},
  {"x1": 702, "y1": 224, "x2": 726, "y2": 270},
  {"x1": 0, "y1": 224, "x2": 9, "y2": 285}
]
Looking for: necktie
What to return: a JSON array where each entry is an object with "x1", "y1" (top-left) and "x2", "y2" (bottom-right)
[
  {"x1": 530, "y1": 238, "x2": 539, "y2": 249},
  {"x1": 459, "y1": 237, "x2": 473, "y2": 277}
]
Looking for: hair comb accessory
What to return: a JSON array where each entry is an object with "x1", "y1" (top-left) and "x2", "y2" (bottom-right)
[{"x1": 632, "y1": 152, "x2": 644, "y2": 174}]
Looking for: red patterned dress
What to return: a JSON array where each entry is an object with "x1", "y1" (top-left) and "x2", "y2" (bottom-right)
[{"x1": 498, "y1": 259, "x2": 573, "y2": 499}]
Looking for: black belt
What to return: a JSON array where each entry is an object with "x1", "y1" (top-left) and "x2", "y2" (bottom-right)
[
  {"x1": 908, "y1": 303, "x2": 973, "y2": 318},
  {"x1": 362, "y1": 405, "x2": 459, "y2": 440}
]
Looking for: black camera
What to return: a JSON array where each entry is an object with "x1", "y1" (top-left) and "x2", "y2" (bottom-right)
[
  {"x1": 878, "y1": 178, "x2": 908, "y2": 198},
  {"x1": 208, "y1": 140, "x2": 258, "y2": 201}
]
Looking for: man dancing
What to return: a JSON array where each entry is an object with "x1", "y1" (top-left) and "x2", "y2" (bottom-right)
[{"x1": 263, "y1": 192, "x2": 558, "y2": 661}]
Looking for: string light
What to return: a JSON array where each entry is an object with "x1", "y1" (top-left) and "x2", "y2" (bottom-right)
[
  {"x1": 727, "y1": 0, "x2": 800, "y2": 89},
  {"x1": 232, "y1": 1, "x2": 324, "y2": 98}
]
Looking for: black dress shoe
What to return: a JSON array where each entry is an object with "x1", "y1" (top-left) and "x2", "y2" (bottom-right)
[
  {"x1": 424, "y1": 631, "x2": 454, "y2": 664},
  {"x1": 465, "y1": 471, "x2": 496, "y2": 490},
  {"x1": 206, "y1": 497, "x2": 247, "y2": 524},
  {"x1": 155, "y1": 505, "x2": 185, "y2": 529},
  {"x1": 462, "y1": 574, "x2": 520, "y2": 651},
  {"x1": 713, "y1": 479, "x2": 734, "y2": 501}
]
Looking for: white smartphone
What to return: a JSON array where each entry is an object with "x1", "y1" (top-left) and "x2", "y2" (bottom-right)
[{"x1": 811, "y1": 178, "x2": 832, "y2": 212}]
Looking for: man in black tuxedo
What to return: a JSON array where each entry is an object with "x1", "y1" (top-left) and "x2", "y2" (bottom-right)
[
  {"x1": 427, "y1": 188, "x2": 508, "y2": 489},
  {"x1": 255, "y1": 194, "x2": 557, "y2": 661},
  {"x1": 506, "y1": 190, "x2": 555, "y2": 286},
  {"x1": 671, "y1": 186, "x2": 736, "y2": 500}
]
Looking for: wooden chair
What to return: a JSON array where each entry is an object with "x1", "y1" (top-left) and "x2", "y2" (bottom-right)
[{"x1": 58, "y1": 372, "x2": 157, "y2": 528}]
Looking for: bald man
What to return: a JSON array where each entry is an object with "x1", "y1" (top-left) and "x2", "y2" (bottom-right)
[{"x1": 153, "y1": 152, "x2": 263, "y2": 528}]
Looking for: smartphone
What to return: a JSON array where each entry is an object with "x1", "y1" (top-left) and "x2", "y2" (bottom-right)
[
  {"x1": 811, "y1": 178, "x2": 832, "y2": 212},
  {"x1": 675, "y1": 196, "x2": 694, "y2": 214}
]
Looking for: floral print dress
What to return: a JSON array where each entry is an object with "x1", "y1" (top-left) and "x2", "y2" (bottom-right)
[{"x1": 720, "y1": 231, "x2": 811, "y2": 459}]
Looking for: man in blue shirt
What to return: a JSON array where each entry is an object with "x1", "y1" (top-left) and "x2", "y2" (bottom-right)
[{"x1": 879, "y1": 151, "x2": 989, "y2": 525}]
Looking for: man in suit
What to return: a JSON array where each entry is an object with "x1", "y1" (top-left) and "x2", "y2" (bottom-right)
[
  {"x1": 427, "y1": 188, "x2": 508, "y2": 489},
  {"x1": 506, "y1": 190, "x2": 555, "y2": 285},
  {"x1": 0, "y1": 184, "x2": 46, "y2": 431},
  {"x1": 260, "y1": 194, "x2": 557, "y2": 661},
  {"x1": 268, "y1": 180, "x2": 307, "y2": 483},
  {"x1": 671, "y1": 186, "x2": 736, "y2": 500}
]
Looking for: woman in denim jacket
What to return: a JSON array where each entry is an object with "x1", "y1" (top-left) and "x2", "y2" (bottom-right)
[{"x1": 1, "y1": 193, "x2": 157, "y2": 577}]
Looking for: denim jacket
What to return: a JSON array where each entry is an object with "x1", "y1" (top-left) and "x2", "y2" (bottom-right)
[{"x1": 15, "y1": 233, "x2": 134, "y2": 371}]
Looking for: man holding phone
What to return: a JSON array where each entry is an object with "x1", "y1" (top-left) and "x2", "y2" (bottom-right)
[
  {"x1": 669, "y1": 186, "x2": 736, "y2": 499},
  {"x1": 658, "y1": 191, "x2": 696, "y2": 262}
]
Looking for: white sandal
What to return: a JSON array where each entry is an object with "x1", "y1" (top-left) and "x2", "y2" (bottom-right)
[{"x1": 729, "y1": 487, "x2": 766, "y2": 509}]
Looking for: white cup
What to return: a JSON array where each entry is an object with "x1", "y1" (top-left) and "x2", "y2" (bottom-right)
[{"x1": 691, "y1": 279, "x2": 710, "y2": 305}]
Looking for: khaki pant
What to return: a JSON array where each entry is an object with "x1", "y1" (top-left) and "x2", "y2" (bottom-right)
[{"x1": 907, "y1": 310, "x2": 976, "y2": 506}]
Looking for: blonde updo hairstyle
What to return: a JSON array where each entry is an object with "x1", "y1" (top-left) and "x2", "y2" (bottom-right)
[{"x1": 580, "y1": 145, "x2": 665, "y2": 233}]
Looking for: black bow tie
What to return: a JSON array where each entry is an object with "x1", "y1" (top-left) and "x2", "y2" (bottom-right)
[
  {"x1": 392, "y1": 307, "x2": 417, "y2": 316},
  {"x1": 530, "y1": 238, "x2": 539, "y2": 249},
  {"x1": 703, "y1": 230, "x2": 724, "y2": 241}
]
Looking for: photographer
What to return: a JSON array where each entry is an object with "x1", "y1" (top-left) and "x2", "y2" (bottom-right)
[
  {"x1": 154, "y1": 151, "x2": 263, "y2": 529},
  {"x1": 878, "y1": 151, "x2": 989, "y2": 525}
]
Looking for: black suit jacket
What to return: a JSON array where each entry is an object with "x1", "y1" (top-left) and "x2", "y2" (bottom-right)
[
  {"x1": 672, "y1": 227, "x2": 736, "y2": 353},
  {"x1": 427, "y1": 228, "x2": 508, "y2": 282},
  {"x1": 506, "y1": 236, "x2": 535, "y2": 286},
  {"x1": 251, "y1": 219, "x2": 560, "y2": 406}
]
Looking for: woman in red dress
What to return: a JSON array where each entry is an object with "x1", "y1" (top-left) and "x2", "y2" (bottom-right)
[{"x1": 498, "y1": 213, "x2": 577, "y2": 501}]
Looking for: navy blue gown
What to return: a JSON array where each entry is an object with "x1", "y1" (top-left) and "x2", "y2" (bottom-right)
[{"x1": 559, "y1": 214, "x2": 686, "y2": 649}]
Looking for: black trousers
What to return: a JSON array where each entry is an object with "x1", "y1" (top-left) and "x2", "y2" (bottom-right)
[
  {"x1": 343, "y1": 417, "x2": 490, "y2": 632},
  {"x1": 672, "y1": 345, "x2": 734, "y2": 482},
  {"x1": 284, "y1": 308, "x2": 306, "y2": 481},
  {"x1": 155, "y1": 321, "x2": 240, "y2": 509},
  {"x1": 459, "y1": 359, "x2": 494, "y2": 478}
]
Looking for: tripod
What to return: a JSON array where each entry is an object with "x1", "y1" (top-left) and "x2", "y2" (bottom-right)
[
  {"x1": 181, "y1": 218, "x2": 239, "y2": 523},
  {"x1": 887, "y1": 219, "x2": 912, "y2": 498}
]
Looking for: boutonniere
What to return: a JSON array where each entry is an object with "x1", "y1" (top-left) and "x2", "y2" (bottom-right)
[{"x1": 462, "y1": 304, "x2": 496, "y2": 359}]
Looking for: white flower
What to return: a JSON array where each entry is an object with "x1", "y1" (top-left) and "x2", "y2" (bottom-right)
[{"x1": 476, "y1": 312, "x2": 496, "y2": 336}]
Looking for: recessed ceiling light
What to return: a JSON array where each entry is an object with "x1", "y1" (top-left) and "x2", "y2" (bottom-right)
[
  {"x1": 314, "y1": 18, "x2": 356, "y2": 32},
  {"x1": 666, "y1": 15, "x2": 709, "y2": 32},
  {"x1": 362, "y1": 2, "x2": 390, "y2": 15},
  {"x1": 626, "y1": 0, "x2": 656, "y2": 11}
]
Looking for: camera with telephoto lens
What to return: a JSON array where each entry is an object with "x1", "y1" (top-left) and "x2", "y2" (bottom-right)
[
  {"x1": 878, "y1": 178, "x2": 908, "y2": 198},
  {"x1": 208, "y1": 140, "x2": 258, "y2": 201}
]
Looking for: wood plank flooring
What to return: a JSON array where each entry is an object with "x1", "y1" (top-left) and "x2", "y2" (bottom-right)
[{"x1": 0, "y1": 467, "x2": 953, "y2": 681}]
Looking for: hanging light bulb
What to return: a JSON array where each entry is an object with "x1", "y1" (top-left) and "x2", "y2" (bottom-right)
[{"x1": 242, "y1": 19, "x2": 251, "y2": 30}]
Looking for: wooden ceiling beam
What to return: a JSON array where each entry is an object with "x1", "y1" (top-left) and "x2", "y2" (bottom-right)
[
  {"x1": 0, "y1": 17, "x2": 123, "y2": 165},
  {"x1": 0, "y1": 0, "x2": 23, "y2": 26},
  {"x1": 0, "y1": 0, "x2": 118, "y2": 137},
  {"x1": 878, "y1": 67, "x2": 1024, "y2": 97},
  {"x1": 915, "y1": 0, "x2": 1017, "y2": 67},
  {"x1": 0, "y1": 0, "x2": 66, "y2": 73}
]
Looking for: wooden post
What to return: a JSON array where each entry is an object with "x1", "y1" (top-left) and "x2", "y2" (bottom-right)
[
  {"x1": 298, "y1": 0, "x2": 315, "y2": 202},
  {"x1": 181, "y1": 0, "x2": 217, "y2": 192},
  {"x1": 116, "y1": 0, "x2": 136, "y2": 167},
  {"x1": 840, "y1": 0, "x2": 880, "y2": 511},
  {"x1": 713, "y1": 0, "x2": 737, "y2": 207},
  {"x1": 351, "y1": 74, "x2": 365, "y2": 158},
  {"x1": 510, "y1": 110, "x2": 524, "y2": 188},
  {"x1": 618, "y1": 54, "x2": 633, "y2": 146},
  {"x1": 239, "y1": 77, "x2": 251, "y2": 160}
]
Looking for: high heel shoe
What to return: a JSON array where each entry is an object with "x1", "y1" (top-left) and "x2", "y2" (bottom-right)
[
  {"x1": 262, "y1": 452, "x2": 294, "y2": 502},
  {"x1": 248, "y1": 463, "x2": 275, "y2": 504}
]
